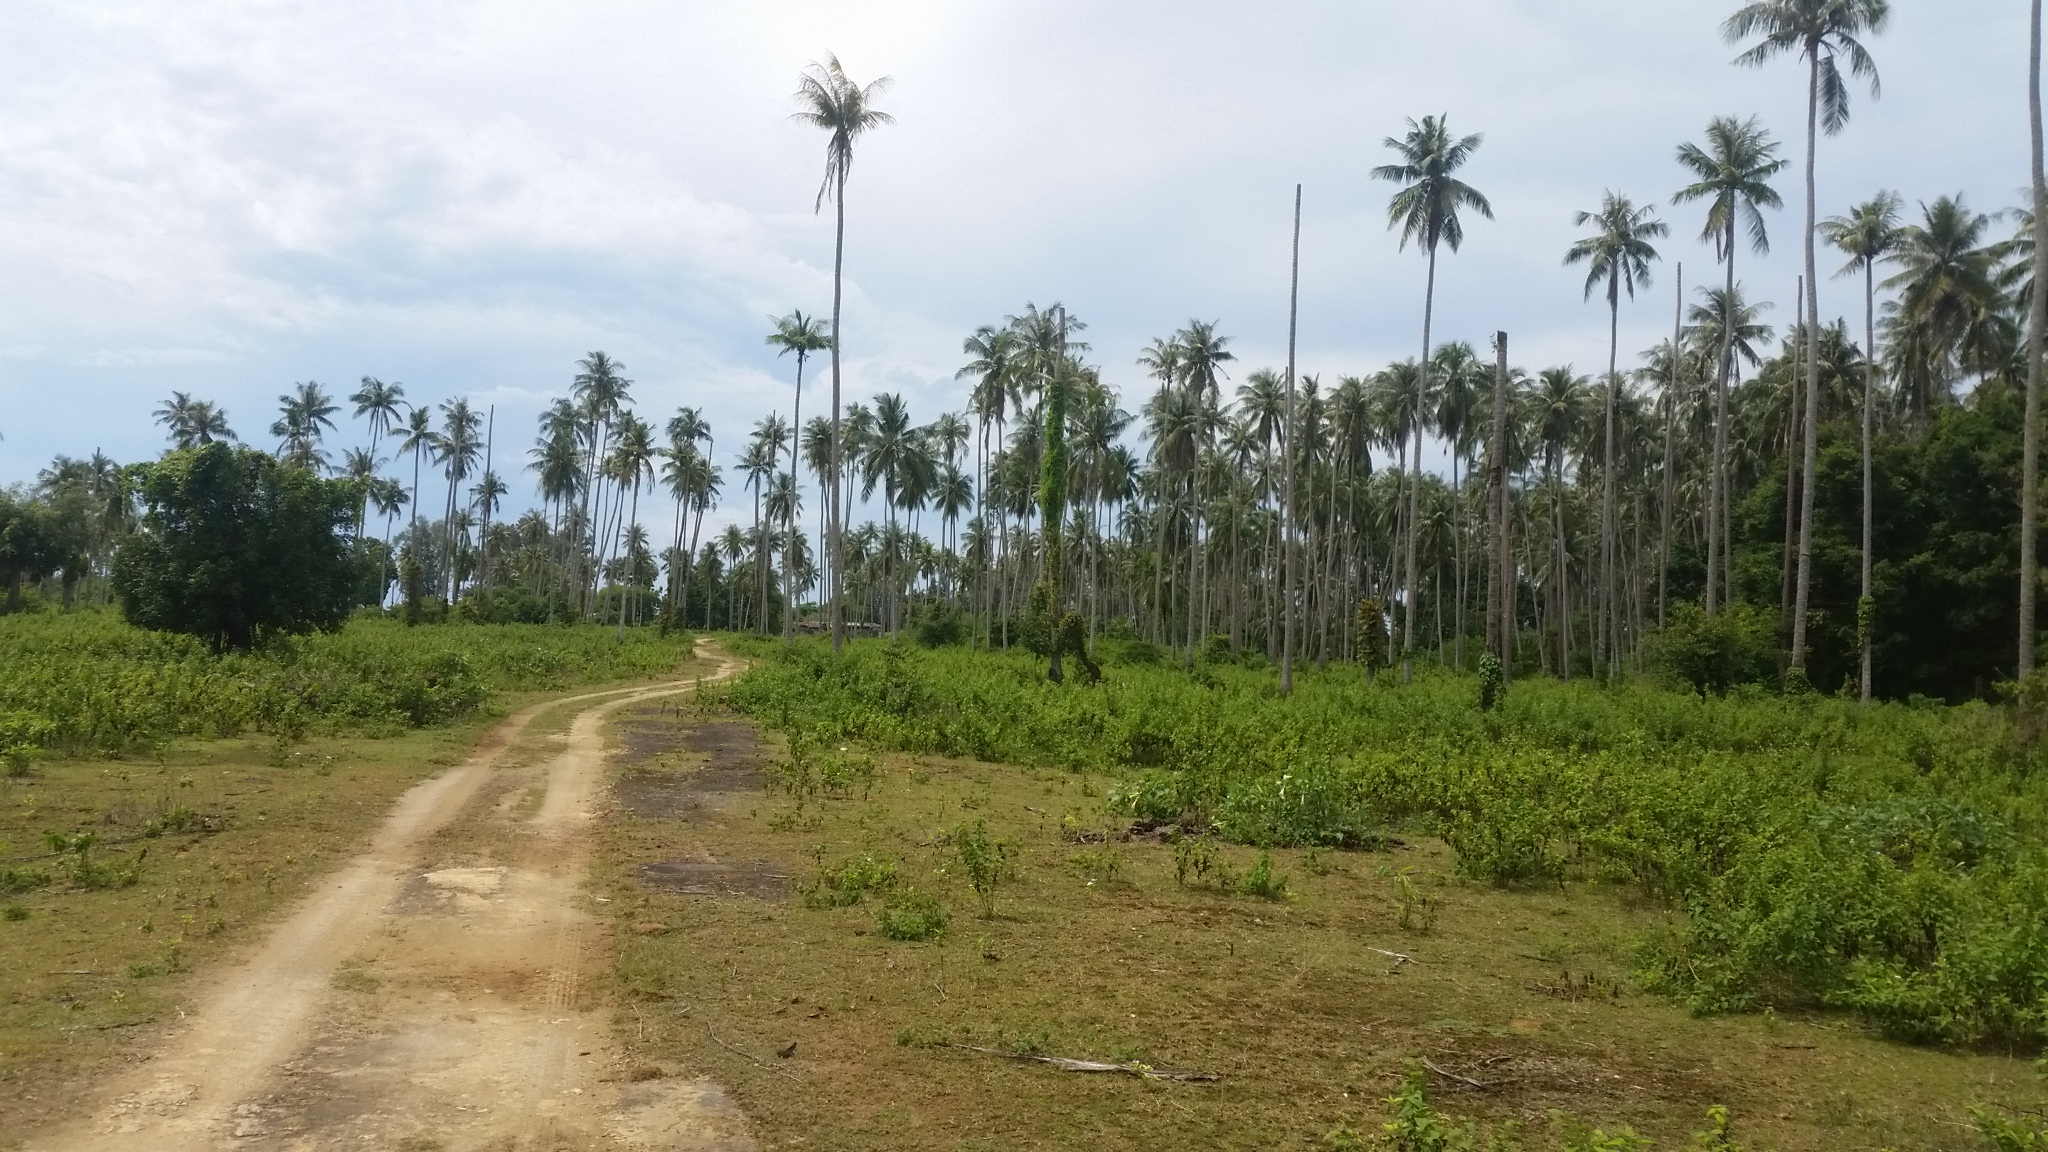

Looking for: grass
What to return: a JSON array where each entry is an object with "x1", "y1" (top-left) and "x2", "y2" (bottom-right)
[
  {"x1": 722, "y1": 638, "x2": 2048, "y2": 1050},
  {"x1": 598, "y1": 667, "x2": 2048, "y2": 1151},
  {"x1": 0, "y1": 614, "x2": 701, "y2": 1137}
]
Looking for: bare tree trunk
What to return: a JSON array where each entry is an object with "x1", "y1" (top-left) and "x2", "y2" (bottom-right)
[
  {"x1": 1661, "y1": 266, "x2": 1680, "y2": 627},
  {"x1": 1282, "y1": 185, "x2": 1302, "y2": 694},
  {"x1": 1791, "y1": 54, "x2": 1824, "y2": 675},
  {"x1": 2022, "y1": 0, "x2": 2047, "y2": 680},
  {"x1": 829, "y1": 176, "x2": 847, "y2": 653}
]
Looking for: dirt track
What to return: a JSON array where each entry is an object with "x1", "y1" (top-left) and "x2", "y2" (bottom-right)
[{"x1": 28, "y1": 641, "x2": 752, "y2": 1152}]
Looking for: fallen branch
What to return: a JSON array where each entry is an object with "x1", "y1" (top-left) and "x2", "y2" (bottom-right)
[
  {"x1": 1367, "y1": 947, "x2": 1413, "y2": 971},
  {"x1": 1420, "y1": 1057, "x2": 1507, "y2": 1091},
  {"x1": 945, "y1": 1044, "x2": 1218, "y2": 1083},
  {"x1": 703, "y1": 1026, "x2": 802, "y2": 1081}
]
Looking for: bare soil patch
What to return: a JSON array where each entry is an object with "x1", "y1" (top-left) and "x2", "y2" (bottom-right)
[{"x1": 637, "y1": 858, "x2": 792, "y2": 900}]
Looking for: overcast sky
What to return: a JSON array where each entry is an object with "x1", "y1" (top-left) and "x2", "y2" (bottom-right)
[{"x1": 0, "y1": 0, "x2": 2028, "y2": 532}]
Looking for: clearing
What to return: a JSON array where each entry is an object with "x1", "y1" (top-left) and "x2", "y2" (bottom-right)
[{"x1": 15, "y1": 640, "x2": 749, "y2": 1151}]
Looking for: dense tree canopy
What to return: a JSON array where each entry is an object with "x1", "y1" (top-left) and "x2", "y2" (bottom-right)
[{"x1": 111, "y1": 443, "x2": 359, "y2": 652}]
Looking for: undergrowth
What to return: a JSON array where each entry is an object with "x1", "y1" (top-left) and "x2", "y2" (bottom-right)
[
  {"x1": 0, "y1": 610, "x2": 696, "y2": 753},
  {"x1": 726, "y1": 637, "x2": 2048, "y2": 1050}
]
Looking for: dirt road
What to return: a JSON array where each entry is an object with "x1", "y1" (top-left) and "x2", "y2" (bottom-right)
[{"x1": 29, "y1": 642, "x2": 753, "y2": 1152}]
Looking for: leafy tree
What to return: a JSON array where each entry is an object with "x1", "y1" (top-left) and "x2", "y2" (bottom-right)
[{"x1": 112, "y1": 444, "x2": 357, "y2": 652}]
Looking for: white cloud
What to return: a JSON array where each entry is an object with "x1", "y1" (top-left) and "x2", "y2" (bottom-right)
[{"x1": 0, "y1": 0, "x2": 2030, "y2": 538}]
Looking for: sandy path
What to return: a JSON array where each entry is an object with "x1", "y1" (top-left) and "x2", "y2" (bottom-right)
[{"x1": 29, "y1": 641, "x2": 752, "y2": 1152}]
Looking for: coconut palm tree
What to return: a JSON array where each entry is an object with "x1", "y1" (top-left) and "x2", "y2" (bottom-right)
[
  {"x1": 1674, "y1": 114, "x2": 1785, "y2": 616},
  {"x1": 1534, "y1": 367, "x2": 1591, "y2": 677},
  {"x1": 608, "y1": 415, "x2": 657, "y2": 637},
  {"x1": 1725, "y1": 0, "x2": 1890, "y2": 678},
  {"x1": 397, "y1": 406, "x2": 439, "y2": 545},
  {"x1": 348, "y1": 377, "x2": 407, "y2": 558},
  {"x1": 1373, "y1": 114, "x2": 1492, "y2": 679},
  {"x1": 767, "y1": 312, "x2": 830, "y2": 638},
  {"x1": 794, "y1": 55, "x2": 893, "y2": 653},
  {"x1": 435, "y1": 399, "x2": 484, "y2": 601},
  {"x1": 1565, "y1": 191, "x2": 1666, "y2": 680},
  {"x1": 1821, "y1": 190, "x2": 1903, "y2": 700},
  {"x1": 272, "y1": 382, "x2": 338, "y2": 472}
]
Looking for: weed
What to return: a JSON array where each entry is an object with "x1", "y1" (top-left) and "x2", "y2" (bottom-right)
[
  {"x1": 876, "y1": 887, "x2": 948, "y2": 941},
  {"x1": 1171, "y1": 832, "x2": 1223, "y2": 888},
  {"x1": 1300, "y1": 845, "x2": 1336, "y2": 876},
  {"x1": 1238, "y1": 851, "x2": 1290, "y2": 900},
  {"x1": 1387, "y1": 865, "x2": 1439, "y2": 933},
  {"x1": 895, "y1": 1022, "x2": 949, "y2": 1048},
  {"x1": 1972, "y1": 1106, "x2": 2048, "y2": 1151},
  {"x1": 45, "y1": 832, "x2": 143, "y2": 890},
  {"x1": 952, "y1": 819, "x2": 1016, "y2": 918},
  {"x1": 0, "y1": 866, "x2": 51, "y2": 894},
  {"x1": 1553, "y1": 1115, "x2": 1651, "y2": 1151},
  {"x1": 331, "y1": 967, "x2": 381, "y2": 993},
  {"x1": 1337, "y1": 1062, "x2": 1519, "y2": 1150},
  {"x1": 800, "y1": 851, "x2": 899, "y2": 909},
  {"x1": 2, "y1": 903, "x2": 27, "y2": 921},
  {"x1": 1067, "y1": 846, "x2": 1124, "y2": 888}
]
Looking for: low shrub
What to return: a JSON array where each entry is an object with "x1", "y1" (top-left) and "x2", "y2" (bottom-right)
[{"x1": 876, "y1": 887, "x2": 949, "y2": 941}]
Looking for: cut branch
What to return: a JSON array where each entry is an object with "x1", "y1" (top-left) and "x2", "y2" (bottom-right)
[{"x1": 945, "y1": 1044, "x2": 1218, "y2": 1082}]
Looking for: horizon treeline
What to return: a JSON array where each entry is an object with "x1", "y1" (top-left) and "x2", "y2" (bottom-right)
[{"x1": 6, "y1": 0, "x2": 2048, "y2": 701}]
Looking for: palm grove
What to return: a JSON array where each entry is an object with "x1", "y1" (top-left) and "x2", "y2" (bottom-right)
[{"x1": 5, "y1": 4, "x2": 2048, "y2": 701}]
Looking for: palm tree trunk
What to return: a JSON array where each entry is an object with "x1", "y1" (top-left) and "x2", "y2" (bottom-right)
[
  {"x1": 1791, "y1": 51, "x2": 1824, "y2": 675},
  {"x1": 787, "y1": 353, "x2": 806, "y2": 643},
  {"x1": 1660, "y1": 265, "x2": 1680, "y2": 627},
  {"x1": 2022, "y1": 0, "x2": 2047, "y2": 680},
  {"x1": 1405, "y1": 243, "x2": 1438, "y2": 683},
  {"x1": 1862, "y1": 257, "x2": 1880, "y2": 701},
  {"x1": 1602, "y1": 275, "x2": 1620, "y2": 682},
  {"x1": 829, "y1": 174, "x2": 847, "y2": 654}
]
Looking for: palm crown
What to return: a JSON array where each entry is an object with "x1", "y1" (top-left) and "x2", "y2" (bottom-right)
[{"x1": 1372, "y1": 115, "x2": 1493, "y2": 254}]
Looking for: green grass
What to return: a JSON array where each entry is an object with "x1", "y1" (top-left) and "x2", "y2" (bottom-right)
[
  {"x1": 602, "y1": 682, "x2": 2048, "y2": 1151},
  {"x1": 722, "y1": 637, "x2": 2048, "y2": 1050}
]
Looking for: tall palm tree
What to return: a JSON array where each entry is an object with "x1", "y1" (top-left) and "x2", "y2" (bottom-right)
[
  {"x1": 398, "y1": 406, "x2": 439, "y2": 548},
  {"x1": 768, "y1": 310, "x2": 832, "y2": 639},
  {"x1": 794, "y1": 55, "x2": 893, "y2": 653},
  {"x1": 1373, "y1": 114, "x2": 1492, "y2": 679},
  {"x1": 349, "y1": 377, "x2": 407, "y2": 561},
  {"x1": 1726, "y1": 0, "x2": 1890, "y2": 678},
  {"x1": 607, "y1": 415, "x2": 657, "y2": 636},
  {"x1": 1674, "y1": 114, "x2": 1785, "y2": 616},
  {"x1": 1821, "y1": 191, "x2": 1903, "y2": 701},
  {"x1": 1565, "y1": 191, "x2": 1666, "y2": 680},
  {"x1": 1534, "y1": 367, "x2": 1590, "y2": 677},
  {"x1": 435, "y1": 399, "x2": 484, "y2": 602},
  {"x1": 272, "y1": 381, "x2": 338, "y2": 472},
  {"x1": 572, "y1": 352, "x2": 632, "y2": 613}
]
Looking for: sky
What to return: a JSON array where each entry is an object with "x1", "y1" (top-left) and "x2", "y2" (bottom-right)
[{"x1": 0, "y1": 0, "x2": 2029, "y2": 537}]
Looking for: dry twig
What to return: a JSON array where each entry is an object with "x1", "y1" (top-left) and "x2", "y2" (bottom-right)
[{"x1": 945, "y1": 1044, "x2": 1218, "y2": 1082}]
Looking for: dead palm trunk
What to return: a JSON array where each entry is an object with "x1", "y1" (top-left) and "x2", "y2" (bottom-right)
[
  {"x1": 2022, "y1": 0, "x2": 2047, "y2": 680},
  {"x1": 1791, "y1": 50, "x2": 1825, "y2": 676}
]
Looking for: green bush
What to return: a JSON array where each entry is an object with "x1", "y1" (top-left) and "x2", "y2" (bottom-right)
[
  {"x1": 876, "y1": 887, "x2": 949, "y2": 941},
  {"x1": 0, "y1": 611, "x2": 695, "y2": 753},
  {"x1": 1648, "y1": 603, "x2": 1778, "y2": 698}
]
